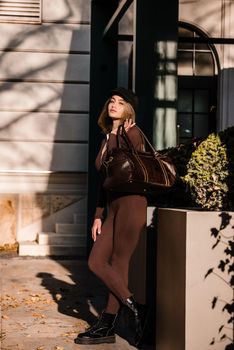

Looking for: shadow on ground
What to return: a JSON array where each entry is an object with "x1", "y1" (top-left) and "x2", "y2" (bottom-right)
[{"x1": 36, "y1": 258, "x2": 154, "y2": 349}]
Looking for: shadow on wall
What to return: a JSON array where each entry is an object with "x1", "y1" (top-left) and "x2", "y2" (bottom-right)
[
  {"x1": 41, "y1": 0, "x2": 90, "y2": 235},
  {"x1": 43, "y1": 0, "x2": 90, "y2": 235},
  {"x1": 0, "y1": 1, "x2": 91, "y2": 244},
  {"x1": 205, "y1": 212, "x2": 234, "y2": 349}
]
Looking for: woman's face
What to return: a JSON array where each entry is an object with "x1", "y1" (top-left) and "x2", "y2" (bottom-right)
[{"x1": 108, "y1": 95, "x2": 126, "y2": 120}]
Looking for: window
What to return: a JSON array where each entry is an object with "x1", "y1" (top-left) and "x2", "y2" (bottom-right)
[
  {"x1": 0, "y1": 0, "x2": 41, "y2": 24},
  {"x1": 178, "y1": 88, "x2": 212, "y2": 143},
  {"x1": 177, "y1": 25, "x2": 218, "y2": 144},
  {"x1": 178, "y1": 27, "x2": 216, "y2": 76}
]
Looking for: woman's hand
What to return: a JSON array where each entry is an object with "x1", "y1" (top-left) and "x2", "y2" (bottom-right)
[
  {"x1": 124, "y1": 118, "x2": 135, "y2": 132},
  {"x1": 91, "y1": 218, "x2": 102, "y2": 242}
]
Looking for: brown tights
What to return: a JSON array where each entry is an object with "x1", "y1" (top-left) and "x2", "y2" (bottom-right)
[{"x1": 88, "y1": 195, "x2": 147, "y2": 315}]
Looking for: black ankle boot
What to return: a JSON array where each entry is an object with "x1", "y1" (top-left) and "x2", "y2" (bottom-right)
[
  {"x1": 124, "y1": 296, "x2": 148, "y2": 347},
  {"x1": 74, "y1": 311, "x2": 117, "y2": 345}
]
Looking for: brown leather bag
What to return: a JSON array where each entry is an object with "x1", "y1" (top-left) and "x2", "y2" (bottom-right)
[{"x1": 100, "y1": 125, "x2": 177, "y2": 196}]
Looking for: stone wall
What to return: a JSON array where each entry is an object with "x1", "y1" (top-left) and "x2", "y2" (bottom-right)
[{"x1": 0, "y1": 0, "x2": 90, "y2": 245}]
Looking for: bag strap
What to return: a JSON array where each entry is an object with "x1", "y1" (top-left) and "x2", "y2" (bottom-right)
[
  {"x1": 117, "y1": 124, "x2": 160, "y2": 156},
  {"x1": 116, "y1": 124, "x2": 135, "y2": 151}
]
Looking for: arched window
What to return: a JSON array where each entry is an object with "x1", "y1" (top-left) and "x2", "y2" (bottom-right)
[
  {"x1": 178, "y1": 26, "x2": 218, "y2": 76},
  {"x1": 177, "y1": 23, "x2": 219, "y2": 143}
]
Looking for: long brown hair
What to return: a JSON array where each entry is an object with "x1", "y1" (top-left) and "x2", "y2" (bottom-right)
[{"x1": 98, "y1": 97, "x2": 136, "y2": 134}]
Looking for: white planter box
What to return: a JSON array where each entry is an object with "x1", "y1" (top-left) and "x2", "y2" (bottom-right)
[{"x1": 155, "y1": 208, "x2": 233, "y2": 350}]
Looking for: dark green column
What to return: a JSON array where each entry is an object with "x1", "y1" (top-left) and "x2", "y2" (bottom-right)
[
  {"x1": 134, "y1": 0, "x2": 179, "y2": 149},
  {"x1": 87, "y1": 0, "x2": 119, "y2": 254},
  {"x1": 132, "y1": 0, "x2": 179, "y2": 341}
]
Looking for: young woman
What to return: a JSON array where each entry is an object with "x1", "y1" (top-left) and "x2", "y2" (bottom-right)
[{"x1": 75, "y1": 87, "x2": 147, "y2": 346}]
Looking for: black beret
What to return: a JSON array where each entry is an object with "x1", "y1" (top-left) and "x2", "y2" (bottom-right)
[{"x1": 109, "y1": 87, "x2": 138, "y2": 112}]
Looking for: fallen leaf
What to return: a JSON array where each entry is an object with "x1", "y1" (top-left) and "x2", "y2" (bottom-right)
[
  {"x1": 2, "y1": 315, "x2": 9, "y2": 320},
  {"x1": 62, "y1": 331, "x2": 76, "y2": 337},
  {"x1": 0, "y1": 332, "x2": 6, "y2": 340},
  {"x1": 32, "y1": 313, "x2": 46, "y2": 319},
  {"x1": 30, "y1": 296, "x2": 40, "y2": 302},
  {"x1": 54, "y1": 346, "x2": 64, "y2": 350}
]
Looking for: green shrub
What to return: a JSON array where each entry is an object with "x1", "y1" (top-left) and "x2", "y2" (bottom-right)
[
  {"x1": 219, "y1": 126, "x2": 234, "y2": 209},
  {"x1": 155, "y1": 128, "x2": 234, "y2": 211},
  {"x1": 183, "y1": 133, "x2": 229, "y2": 210}
]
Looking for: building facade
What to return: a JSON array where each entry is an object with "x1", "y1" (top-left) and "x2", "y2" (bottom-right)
[
  {"x1": 0, "y1": 0, "x2": 234, "y2": 255},
  {"x1": 0, "y1": 0, "x2": 90, "y2": 255}
]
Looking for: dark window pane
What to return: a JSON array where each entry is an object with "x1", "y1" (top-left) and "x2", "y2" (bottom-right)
[
  {"x1": 178, "y1": 28, "x2": 194, "y2": 50},
  {"x1": 194, "y1": 114, "x2": 209, "y2": 137},
  {"x1": 178, "y1": 52, "x2": 193, "y2": 76},
  {"x1": 194, "y1": 90, "x2": 209, "y2": 113},
  {"x1": 195, "y1": 52, "x2": 214, "y2": 76},
  {"x1": 178, "y1": 114, "x2": 192, "y2": 138},
  {"x1": 178, "y1": 89, "x2": 193, "y2": 112},
  {"x1": 178, "y1": 42, "x2": 194, "y2": 50},
  {"x1": 195, "y1": 38, "x2": 210, "y2": 51},
  {"x1": 195, "y1": 43, "x2": 210, "y2": 51}
]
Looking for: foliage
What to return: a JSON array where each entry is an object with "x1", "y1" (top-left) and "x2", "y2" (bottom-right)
[
  {"x1": 183, "y1": 133, "x2": 229, "y2": 210},
  {"x1": 219, "y1": 126, "x2": 234, "y2": 209},
  {"x1": 155, "y1": 128, "x2": 234, "y2": 211}
]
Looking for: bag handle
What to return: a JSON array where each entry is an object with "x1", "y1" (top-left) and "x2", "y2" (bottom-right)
[
  {"x1": 117, "y1": 124, "x2": 160, "y2": 157},
  {"x1": 116, "y1": 124, "x2": 134, "y2": 150}
]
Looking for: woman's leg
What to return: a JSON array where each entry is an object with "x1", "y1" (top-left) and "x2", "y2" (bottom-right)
[
  {"x1": 75, "y1": 209, "x2": 117, "y2": 345},
  {"x1": 88, "y1": 195, "x2": 147, "y2": 312},
  {"x1": 105, "y1": 195, "x2": 147, "y2": 313}
]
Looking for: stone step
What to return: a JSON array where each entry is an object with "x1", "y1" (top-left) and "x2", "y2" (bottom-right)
[
  {"x1": 55, "y1": 223, "x2": 86, "y2": 235},
  {"x1": 37, "y1": 232, "x2": 86, "y2": 246},
  {"x1": 18, "y1": 241, "x2": 86, "y2": 257}
]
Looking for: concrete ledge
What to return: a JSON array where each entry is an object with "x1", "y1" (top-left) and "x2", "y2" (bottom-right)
[
  {"x1": 38, "y1": 232, "x2": 86, "y2": 246},
  {"x1": 19, "y1": 241, "x2": 86, "y2": 257},
  {"x1": 156, "y1": 208, "x2": 233, "y2": 350}
]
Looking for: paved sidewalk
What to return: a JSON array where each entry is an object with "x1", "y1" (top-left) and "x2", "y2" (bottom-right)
[{"x1": 0, "y1": 256, "x2": 154, "y2": 350}]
